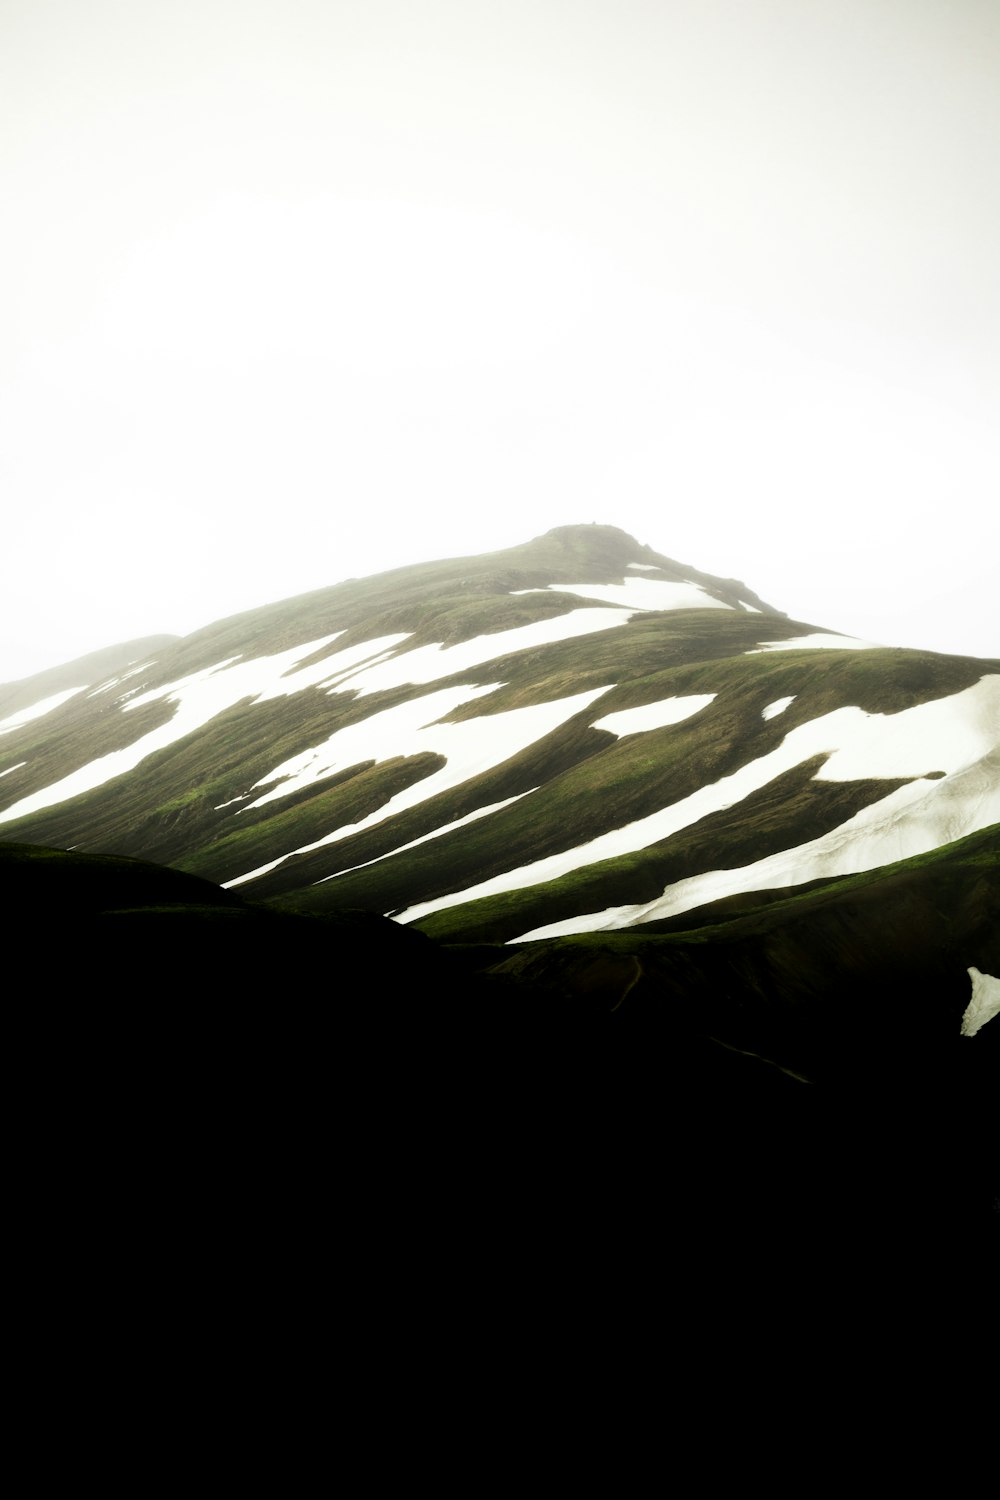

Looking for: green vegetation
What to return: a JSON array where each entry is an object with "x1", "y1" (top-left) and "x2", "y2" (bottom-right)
[{"x1": 181, "y1": 752, "x2": 444, "y2": 883}]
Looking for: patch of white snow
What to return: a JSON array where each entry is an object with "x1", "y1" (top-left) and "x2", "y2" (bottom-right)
[
  {"x1": 319, "y1": 792, "x2": 535, "y2": 882},
  {"x1": 317, "y1": 640, "x2": 409, "y2": 691},
  {"x1": 342, "y1": 608, "x2": 635, "y2": 699},
  {"x1": 507, "y1": 907, "x2": 640, "y2": 942},
  {"x1": 0, "y1": 687, "x2": 85, "y2": 734},
  {"x1": 0, "y1": 761, "x2": 27, "y2": 779},
  {"x1": 512, "y1": 579, "x2": 732, "y2": 612},
  {"x1": 762, "y1": 696, "x2": 797, "y2": 721},
  {"x1": 516, "y1": 743, "x2": 1000, "y2": 940},
  {"x1": 226, "y1": 685, "x2": 612, "y2": 887},
  {"x1": 213, "y1": 793, "x2": 251, "y2": 811},
  {"x1": 0, "y1": 634, "x2": 343, "y2": 826},
  {"x1": 961, "y1": 968, "x2": 1000, "y2": 1037},
  {"x1": 748, "y1": 633, "x2": 879, "y2": 653},
  {"x1": 592, "y1": 695, "x2": 716, "y2": 737},
  {"x1": 87, "y1": 661, "x2": 157, "y2": 698},
  {"x1": 238, "y1": 681, "x2": 502, "y2": 818},
  {"x1": 403, "y1": 675, "x2": 1000, "y2": 933}
]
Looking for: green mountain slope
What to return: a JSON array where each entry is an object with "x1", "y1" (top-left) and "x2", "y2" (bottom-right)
[{"x1": 3, "y1": 527, "x2": 996, "y2": 950}]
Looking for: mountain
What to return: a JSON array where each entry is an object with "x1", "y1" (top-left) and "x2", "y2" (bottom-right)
[
  {"x1": 3, "y1": 524, "x2": 998, "y2": 1237},
  {"x1": 2, "y1": 524, "x2": 997, "y2": 936}
]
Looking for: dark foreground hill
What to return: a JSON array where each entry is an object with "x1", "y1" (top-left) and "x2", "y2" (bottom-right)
[{"x1": 8, "y1": 841, "x2": 995, "y2": 1250}]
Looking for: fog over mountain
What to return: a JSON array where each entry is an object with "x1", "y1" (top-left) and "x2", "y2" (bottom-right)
[{"x1": 3, "y1": 0, "x2": 999, "y2": 682}]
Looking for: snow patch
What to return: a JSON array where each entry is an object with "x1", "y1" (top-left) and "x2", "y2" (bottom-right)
[
  {"x1": 87, "y1": 661, "x2": 156, "y2": 698},
  {"x1": 516, "y1": 745, "x2": 1000, "y2": 940},
  {"x1": 343, "y1": 607, "x2": 634, "y2": 699},
  {"x1": 319, "y1": 792, "x2": 534, "y2": 883},
  {"x1": 592, "y1": 695, "x2": 716, "y2": 737},
  {"x1": 748, "y1": 633, "x2": 879, "y2": 653},
  {"x1": 239, "y1": 681, "x2": 502, "y2": 817},
  {"x1": 508, "y1": 907, "x2": 638, "y2": 943},
  {"x1": 0, "y1": 634, "x2": 343, "y2": 825},
  {"x1": 403, "y1": 674, "x2": 1000, "y2": 933},
  {"x1": 961, "y1": 968, "x2": 1000, "y2": 1037},
  {"x1": 226, "y1": 684, "x2": 613, "y2": 888},
  {"x1": 317, "y1": 641, "x2": 408, "y2": 691},
  {"x1": 762, "y1": 696, "x2": 796, "y2": 721},
  {"x1": 626, "y1": 562, "x2": 660, "y2": 571},
  {"x1": 213, "y1": 793, "x2": 251, "y2": 811},
  {"x1": 0, "y1": 761, "x2": 27, "y2": 779},
  {"x1": 0, "y1": 687, "x2": 85, "y2": 734},
  {"x1": 512, "y1": 579, "x2": 732, "y2": 612}
]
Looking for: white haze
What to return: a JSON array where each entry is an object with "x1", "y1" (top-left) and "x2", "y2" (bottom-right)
[{"x1": 2, "y1": 0, "x2": 999, "y2": 683}]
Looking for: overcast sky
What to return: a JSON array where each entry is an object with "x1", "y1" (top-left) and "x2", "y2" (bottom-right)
[{"x1": 2, "y1": 0, "x2": 998, "y2": 683}]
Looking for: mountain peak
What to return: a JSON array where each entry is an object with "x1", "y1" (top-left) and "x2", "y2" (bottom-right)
[
  {"x1": 538, "y1": 522, "x2": 644, "y2": 548},
  {"x1": 508, "y1": 523, "x2": 778, "y2": 615},
  {"x1": 516, "y1": 522, "x2": 650, "y2": 571}
]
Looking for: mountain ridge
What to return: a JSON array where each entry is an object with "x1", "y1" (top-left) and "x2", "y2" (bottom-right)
[{"x1": 2, "y1": 526, "x2": 783, "y2": 711}]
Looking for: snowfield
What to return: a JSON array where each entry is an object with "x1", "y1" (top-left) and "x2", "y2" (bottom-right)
[
  {"x1": 0, "y1": 634, "x2": 342, "y2": 825},
  {"x1": 398, "y1": 674, "x2": 1000, "y2": 934},
  {"x1": 226, "y1": 684, "x2": 612, "y2": 887},
  {"x1": 1, "y1": 606, "x2": 630, "y2": 826}
]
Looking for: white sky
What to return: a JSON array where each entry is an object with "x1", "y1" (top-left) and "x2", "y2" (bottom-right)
[{"x1": 2, "y1": 0, "x2": 998, "y2": 683}]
